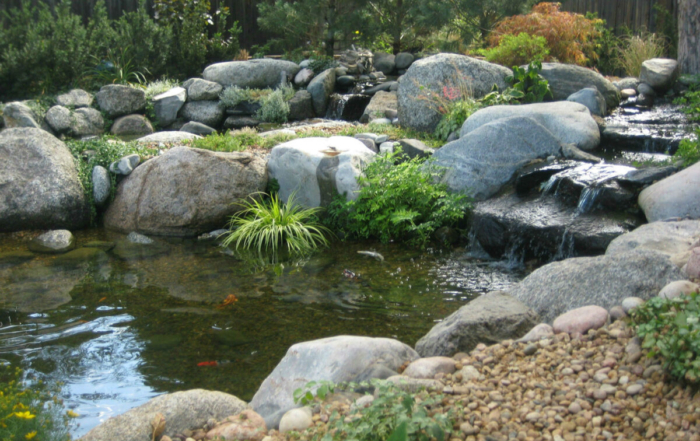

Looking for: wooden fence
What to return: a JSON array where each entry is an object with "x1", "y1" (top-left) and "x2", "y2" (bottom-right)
[
  {"x1": 560, "y1": 0, "x2": 678, "y2": 34},
  {"x1": 0, "y1": 0, "x2": 270, "y2": 49}
]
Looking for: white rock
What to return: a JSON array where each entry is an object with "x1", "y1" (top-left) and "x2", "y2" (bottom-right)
[
  {"x1": 621, "y1": 297, "x2": 645, "y2": 313},
  {"x1": 403, "y1": 357, "x2": 456, "y2": 379},
  {"x1": 659, "y1": 280, "x2": 700, "y2": 299},
  {"x1": 279, "y1": 407, "x2": 312, "y2": 434}
]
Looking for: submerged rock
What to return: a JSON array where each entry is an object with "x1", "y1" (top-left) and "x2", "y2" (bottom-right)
[{"x1": 28, "y1": 230, "x2": 75, "y2": 254}]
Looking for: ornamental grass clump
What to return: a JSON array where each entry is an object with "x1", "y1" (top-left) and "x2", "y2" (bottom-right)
[
  {"x1": 618, "y1": 33, "x2": 667, "y2": 77},
  {"x1": 221, "y1": 192, "x2": 331, "y2": 254}
]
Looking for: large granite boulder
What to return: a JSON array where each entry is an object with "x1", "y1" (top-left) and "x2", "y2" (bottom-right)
[
  {"x1": 45, "y1": 105, "x2": 73, "y2": 133},
  {"x1": 606, "y1": 219, "x2": 700, "y2": 268},
  {"x1": 640, "y1": 58, "x2": 679, "y2": 91},
  {"x1": 398, "y1": 54, "x2": 511, "y2": 132},
  {"x1": 361, "y1": 91, "x2": 397, "y2": 123},
  {"x1": 110, "y1": 114, "x2": 154, "y2": 138},
  {"x1": 153, "y1": 87, "x2": 187, "y2": 127},
  {"x1": 95, "y1": 85, "x2": 146, "y2": 118},
  {"x1": 45, "y1": 105, "x2": 104, "y2": 137},
  {"x1": 434, "y1": 116, "x2": 563, "y2": 200},
  {"x1": 288, "y1": 90, "x2": 315, "y2": 121},
  {"x1": 267, "y1": 137, "x2": 375, "y2": 208},
  {"x1": 187, "y1": 78, "x2": 223, "y2": 101},
  {"x1": 0, "y1": 128, "x2": 87, "y2": 231},
  {"x1": 508, "y1": 250, "x2": 685, "y2": 323},
  {"x1": 179, "y1": 100, "x2": 226, "y2": 128},
  {"x1": 567, "y1": 87, "x2": 606, "y2": 117},
  {"x1": 415, "y1": 292, "x2": 538, "y2": 357},
  {"x1": 250, "y1": 336, "x2": 419, "y2": 429},
  {"x1": 203, "y1": 59, "x2": 301, "y2": 89},
  {"x1": 460, "y1": 101, "x2": 600, "y2": 151},
  {"x1": 307, "y1": 68, "x2": 336, "y2": 116},
  {"x1": 104, "y1": 147, "x2": 267, "y2": 236},
  {"x1": 638, "y1": 162, "x2": 700, "y2": 222},
  {"x1": 373, "y1": 52, "x2": 396, "y2": 75},
  {"x1": 2, "y1": 102, "x2": 40, "y2": 128},
  {"x1": 78, "y1": 390, "x2": 248, "y2": 441},
  {"x1": 537, "y1": 63, "x2": 620, "y2": 109},
  {"x1": 56, "y1": 89, "x2": 93, "y2": 108}
]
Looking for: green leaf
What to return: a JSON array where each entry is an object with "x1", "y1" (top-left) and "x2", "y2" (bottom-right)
[{"x1": 387, "y1": 421, "x2": 408, "y2": 441}]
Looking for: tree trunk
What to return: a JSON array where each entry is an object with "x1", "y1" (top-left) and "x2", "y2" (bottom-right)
[
  {"x1": 678, "y1": 0, "x2": 700, "y2": 74},
  {"x1": 392, "y1": 0, "x2": 403, "y2": 54},
  {"x1": 325, "y1": 0, "x2": 336, "y2": 57}
]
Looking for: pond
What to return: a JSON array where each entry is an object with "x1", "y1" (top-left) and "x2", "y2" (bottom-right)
[{"x1": 0, "y1": 229, "x2": 524, "y2": 437}]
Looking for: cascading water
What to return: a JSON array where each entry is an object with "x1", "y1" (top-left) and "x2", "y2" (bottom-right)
[
  {"x1": 576, "y1": 187, "x2": 604, "y2": 214},
  {"x1": 326, "y1": 93, "x2": 372, "y2": 121}
]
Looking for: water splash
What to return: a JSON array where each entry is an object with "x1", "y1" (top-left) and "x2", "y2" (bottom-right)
[{"x1": 553, "y1": 229, "x2": 575, "y2": 261}]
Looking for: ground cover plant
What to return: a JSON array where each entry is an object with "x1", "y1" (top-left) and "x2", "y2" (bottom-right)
[
  {"x1": 673, "y1": 81, "x2": 700, "y2": 167},
  {"x1": 630, "y1": 291, "x2": 700, "y2": 383},
  {"x1": 219, "y1": 85, "x2": 295, "y2": 123},
  {"x1": 325, "y1": 147, "x2": 471, "y2": 247}
]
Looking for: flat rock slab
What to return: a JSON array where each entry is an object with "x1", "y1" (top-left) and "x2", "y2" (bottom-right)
[
  {"x1": 203, "y1": 59, "x2": 300, "y2": 89},
  {"x1": 78, "y1": 389, "x2": 248, "y2": 441},
  {"x1": 606, "y1": 220, "x2": 700, "y2": 268},
  {"x1": 136, "y1": 131, "x2": 201, "y2": 144},
  {"x1": 508, "y1": 250, "x2": 685, "y2": 323}
]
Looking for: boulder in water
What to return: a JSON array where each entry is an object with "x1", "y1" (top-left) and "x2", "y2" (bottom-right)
[{"x1": 640, "y1": 58, "x2": 679, "y2": 91}]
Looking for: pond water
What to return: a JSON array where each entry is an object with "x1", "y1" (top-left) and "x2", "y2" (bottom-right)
[{"x1": 0, "y1": 229, "x2": 523, "y2": 437}]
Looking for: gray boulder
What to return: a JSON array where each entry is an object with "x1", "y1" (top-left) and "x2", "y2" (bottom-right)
[
  {"x1": 153, "y1": 87, "x2": 187, "y2": 127},
  {"x1": 110, "y1": 114, "x2": 154, "y2": 138},
  {"x1": 28, "y1": 230, "x2": 75, "y2": 254},
  {"x1": 537, "y1": 63, "x2": 620, "y2": 109},
  {"x1": 136, "y1": 131, "x2": 201, "y2": 144},
  {"x1": 179, "y1": 101, "x2": 225, "y2": 128},
  {"x1": 398, "y1": 139, "x2": 433, "y2": 159},
  {"x1": 307, "y1": 68, "x2": 336, "y2": 116},
  {"x1": 460, "y1": 101, "x2": 600, "y2": 151},
  {"x1": 45, "y1": 105, "x2": 72, "y2": 133},
  {"x1": 3, "y1": 102, "x2": 40, "y2": 128},
  {"x1": 434, "y1": 116, "x2": 563, "y2": 200},
  {"x1": 361, "y1": 91, "x2": 397, "y2": 123},
  {"x1": 415, "y1": 292, "x2": 539, "y2": 357},
  {"x1": 508, "y1": 250, "x2": 685, "y2": 323},
  {"x1": 613, "y1": 77, "x2": 640, "y2": 91},
  {"x1": 71, "y1": 108, "x2": 105, "y2": 137},
  {"x1": 373, "y1": 52, "x2": 396, "y2": 75},
  {"x1": 638, "y1": 161, "x2": 700, "y2": 222},
  {"x1": 294, "y1": 68, "x2": 315, "y2": 87},
  {"x1": 0, "y1": 128, "x2": 87, "y2": 231},
  {"x1": 181, "y1": 121, "x2": 216, "y2": 136},
  {"x1": 78, "y1": 390, "x2": 248, "y2": 441},
  {"x1": 288, "y1": 90, "x2": 315, "y2": 121},
  {"x1": 92, "y1": 165, "x2": 111, "y2": 206},
  {"x1": 250, "y1": 336, "x2": 419, "y2": 429},
  {"x1": 95, "y1": 85, "x2": 146, "y2": 118},
  {"x1": 187, "y1": 78, "x2": 223, "y2": 101},
  {"x1": 640, "y1": 58, "x2": 679, "y2": 91},
  {"x1": 104, "y1": 147, "x2": 267, "y2": 236},
  {"x1": 56, "y1": 89, "x2": 93, "y2": 108},
  {"x1": 395, "y1": 53, "x2": 414, "y2": 70},
  {"x1": 203, "y1": 59, "x2": 301, "y2": 88},
  {"x1": 109, "y1": 154, "x2": 140, "y2": 176},
  {"x1": 267, "y1": 137, "x2": 375, "y2": 208},
  {"x1": 567, "y1": 87, "x2": 606, "y2": 117},
  {"x1": 398, "y1": 54, "x2": 511, "y2": 132}
]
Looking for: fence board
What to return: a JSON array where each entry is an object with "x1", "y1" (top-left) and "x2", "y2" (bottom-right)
[{"x1": 561, "y1": 0, "x2": 679, "y2": 34}]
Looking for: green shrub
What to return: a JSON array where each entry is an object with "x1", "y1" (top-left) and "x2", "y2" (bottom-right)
[
  {"x1": 308, "y1": 57, "x2": 338, "y2": 74},
  {"x1": 675, "y1": 84, "x2": 700, "y2": 122},
  {"x1": 618, "y1": 32, "x2": 666, "y2": 77},
  {"x1": 192, "y1": 133, "x2": 246, "y2": 152},
  {"x1": 256, "y1": 89, "x2": 290, "y2": 123},
  {"x1": 506, "y1": 61, "x2": 552, "y2": 103},
  {"x1": 221, "y1": 192, "x2": 331, "y2": 254},
  {"x1": 326, "y1": 147, "x2": 471, "y2": 247},
  {"x1": 482, "y1": 33, "x2": 549, "y2": 68},
  {"x1": 673, "y1": 131, "x2": 700, "y2": 167},
  {"x1": 630, "y1": 290, "x2": 700, "y2": 382},
  {"x1": 0, "y1": 365, "x2": 71, "y2": 441}
]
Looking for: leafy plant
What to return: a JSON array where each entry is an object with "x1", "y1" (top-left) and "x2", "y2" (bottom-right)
[
  {"x1": 221, "y1": 192, "x2": 332, "y2": 254},
  {"x1": 89, "y1": 45, "x2": 148, "y2": 86},
  {"x1": 326, "y1": 147, "x2": 471, "y2": 247},
  {"x1": 488, "y1": 2, "x2": 602, "y2": 66},
  {"x1": 308, "y1": 57, "x2": 338, "y2": 74},
  {"x1": 617, "y1": 32, "x2": 667, "y2": 77},
  {"x1": 673, "y1": 130, "x2": 700, "y2": 167},
  {"x1": 293, "y1": 381, "x2": 336, "y2": 406},
  {"x1": 256, "y1": 89, "x2": 291, "y2": 123},
  {"x1": 434, "y1": 98, "x2": 482, "y2": 141},
  {"x1": 630, "y1": 290, "x2": 700, "y2": 382},
  {"x1": 482, "y1": 32, "x2": 549, "y2": 67},
  {"x1": 506, "y1": 61, "x2": 552, "y2": 103},
  {"x1": 674, "y1": 84, "x2": 700, "y2": 122}
]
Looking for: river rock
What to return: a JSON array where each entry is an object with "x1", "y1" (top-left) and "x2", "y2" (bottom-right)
[
  {"x1": 0, "y1": 128, "x2": 87, "y2": 231},
  {"x1": 203, "y1": 59, "x2": 301, "y2": 89},
  {"x1": 95, "y1": 85, "x2": 146, "y2": 118},
  {"x1": 640, "y1": 58, "x2": 679, "y2": 91},
  {"x1": 279, "y1": 407, "x2": 313, "y2": 434},
  {"x1": 606, "y1": 219, "x2": 700, "y2": 268},
  {"x1": 415, "y1": 291, "x2": 538, "y2": 357},
  {"x1": 638, "y1": 161, "x2": 700, "y2": 222},
  {"x1": 517, "y1": 323, "x2": 554, "y2": 343},
  {"x1": 373, "y1": 52, "x2": 395, "y2": 75},
  {"x1": 56, "y1": 89, "x2": 93, "y2": 108},
  {"x1": 78, "y1": 389, "x2": 248, "y2": 441},
  {"x1": 461, "y1": 101, "x2": 600, "y2": 151},
  {"x1": 659, "y1": 280, "x2": 699, "y2": 299},
  {"x1": 294, "y1": 68, "x2": 315, "y2": 87},
  {"x1": 361, "y1": 91, "x2": 397, "y2": 123},
  {"x1": 553, "y1": 305, "x2": 609, "y2": 335},
  {"x1": 434, "y1": 116, "x2": 563, "y2": 200},
  {"x1": 110, "y1": 114, "x2": 154, "y2": 137},
  {"x1": 250, "y1": 336, "x2": 418, "y2": 429},
  {"x1": 2, "y1": 102, "x2": 40, "y2": 128},
  {"x1": 181, "y1": 121, "x2": 216, "y2": 136},
  {"x1": 403, "y1": 357, "x2": 456, "y2": 379},
  {"x1": 45, "y1": 105, "x2": 72, "y2": 133},
  {"x1": 104, "y1": 147, "x2": 267, "y2": 236},
  {"x1": 153, "y1": 87, "x2": 187, "y2": 127},
  {"x1": 398, "y1": 54, "x2": 511, "y2": 132},
  {"x1": 267, "y1": 137, "x2": 375, "y2": 208},
  {"x1": 508, "y1": 249, "x2": 685, "y2": 323},
  {"x1": 186, "y1": 78, "x2": 223, "y2": 101},
  {"x1": 28, "y1": 230, "x2": 75, "y2": 254},
  {"x1": 537, "y1": 63, "x2": 620, "y2": 109},
  {"x1": 567, "y1": 87, "x2": 606, "y2": 117},
  {"x1": 109, "y1": 154, "x2": 140, "y2": 175},
  {"x1": 179, "y1": 100, "x2": 225, "y2": 128},
  {"x1": 136, "y1": 131, "x2": 201, "y2": 144},
  {"x1": 288, "y1": 90, "x2": 315, "y2": 121},
  {"x1": 385, "y1": 376, "x2": 445, "y2": 393},
  {"x1": 395, "y1": 53, "x2": 414, "y2": 70},
  {"x1": 92, "y1": 166, "x2": 111, "y2": 206},
  {"x1": 621, "y1": 297, "x2": 645, "y2": 313},
  {"x1": 307, "y1": 68, "x2": 336, "y2": 116},
  {"x1": 72, "y1": 108, "x2": 105, "y2": 137}
]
